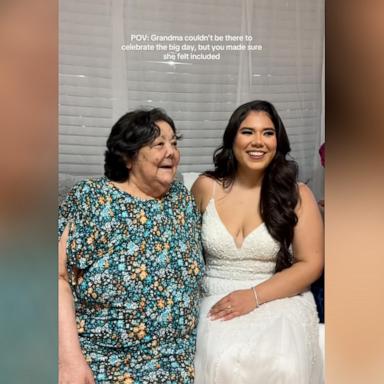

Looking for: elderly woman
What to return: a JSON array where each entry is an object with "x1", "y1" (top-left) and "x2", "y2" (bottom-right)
[{"x1": 58, "y1": 109, "x2": 204, "y2": 383}]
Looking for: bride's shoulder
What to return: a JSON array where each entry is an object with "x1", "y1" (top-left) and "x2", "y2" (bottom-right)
[
  {"x1": 191, "y1": 175, "x2": 216, "y2": 213},
  {"x1": 297, "y1": 182, "x2": 316, "y2": 201},
  {"x1": 296, "y1": 182, "x2": 320, "y2": 217}
]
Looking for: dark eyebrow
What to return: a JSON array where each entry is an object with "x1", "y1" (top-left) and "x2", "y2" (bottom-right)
[
  {"x1": 157, "y1": 134, "x2": 178, "y2": 139},
  {"x1": 239, "y1": 126, "x2": 275, "y2": 131}
]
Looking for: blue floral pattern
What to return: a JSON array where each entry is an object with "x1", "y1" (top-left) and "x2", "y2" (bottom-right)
[{"x1": 59, "y1": 177, "x2": 204, "y2": 383}]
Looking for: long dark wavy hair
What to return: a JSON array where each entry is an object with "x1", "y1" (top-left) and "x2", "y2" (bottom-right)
[{"x1": 204, "y1": 100, "x2": 299, "y2": 272}]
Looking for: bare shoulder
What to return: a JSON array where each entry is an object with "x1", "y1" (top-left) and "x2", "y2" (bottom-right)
[
  {"x1": 191, "y1": 175, "x2": 215, "y2": 213},
  {"x1": 191, "y1": 175, "x2": 213, "y2": 195},
  {"x1": 298, "y1": 182, "x2": 317, "y2": 200},
  {"x1": 296, "y1": 182, "x2": 320, "y2": 217}
]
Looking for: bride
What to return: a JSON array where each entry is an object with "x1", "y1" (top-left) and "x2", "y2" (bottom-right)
[{"x1": 192, "y1": 100, "x2": 324, "y2": 383}]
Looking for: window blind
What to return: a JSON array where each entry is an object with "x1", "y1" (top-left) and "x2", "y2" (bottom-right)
[{"x1": 59, "y1": 0, "x2": 324, "y2": 193}]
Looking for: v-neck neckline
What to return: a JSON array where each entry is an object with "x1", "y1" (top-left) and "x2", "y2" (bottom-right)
[{"x1": 209, "y1": 199, "x2": 265, "y2": 250}]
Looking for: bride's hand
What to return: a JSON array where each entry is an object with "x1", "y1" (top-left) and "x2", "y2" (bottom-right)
[{"x1": 208, "y1": 289, "x2": 257, "y2": 321}]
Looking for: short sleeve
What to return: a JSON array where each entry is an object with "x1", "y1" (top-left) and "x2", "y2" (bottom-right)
[
  {"x1": 58, "y1": 180, "x2": 100, "y2": 271},
  {"x1": 182, "y1": 182, "x2": 202, "y2": 226},
  {"x1": 177, "y1": 181, "x2": 203, "y2": 252}
]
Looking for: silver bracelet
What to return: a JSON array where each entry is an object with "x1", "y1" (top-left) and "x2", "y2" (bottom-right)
[{"x1": 252, "y1": 286, "x2": 260, "y2": 307}]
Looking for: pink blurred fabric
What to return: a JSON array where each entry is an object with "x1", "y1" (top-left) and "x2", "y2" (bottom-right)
[{"x1": 319, "y1": 143, "x2": 325, "y2": 167}]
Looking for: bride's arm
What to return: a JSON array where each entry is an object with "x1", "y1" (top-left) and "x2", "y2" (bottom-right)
[{"x1": 209, "y1": 183, "x2": 324, "y2": 321}]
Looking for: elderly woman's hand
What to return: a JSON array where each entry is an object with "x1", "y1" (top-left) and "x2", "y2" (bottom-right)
[
  {"x1": 208, "y1": 289, "x2": 258, "y2": 321},
  {"x1": 59, "y1": 355, "x2": 95, "y2": 384}
]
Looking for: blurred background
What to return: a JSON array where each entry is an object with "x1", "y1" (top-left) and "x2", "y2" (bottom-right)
[{"x1": 0, "y1": 0, "x2": 57, "y2": 382}]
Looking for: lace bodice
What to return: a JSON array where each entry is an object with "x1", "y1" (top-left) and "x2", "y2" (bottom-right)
[{"x1": 202, "y1": 199, "x2": 280, "y2": 280}]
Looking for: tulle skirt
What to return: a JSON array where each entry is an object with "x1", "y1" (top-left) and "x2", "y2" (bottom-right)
[{"x1": 194, "y1": 275, "x2": 323, "y2": 384}]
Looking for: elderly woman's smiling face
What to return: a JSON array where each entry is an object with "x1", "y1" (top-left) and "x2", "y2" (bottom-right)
[{"x1": 127, "y1": 120, "x2": 180, "y2": 195}]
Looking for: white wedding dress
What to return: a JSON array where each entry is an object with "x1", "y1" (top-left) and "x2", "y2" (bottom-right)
[{"x1": 194, "y1": 198, "x2": 323, "y2": 384}]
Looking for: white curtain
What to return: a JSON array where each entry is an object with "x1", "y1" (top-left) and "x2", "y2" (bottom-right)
[{"x1": 59, "y1": 0, "x2": 324, "y2": 197}]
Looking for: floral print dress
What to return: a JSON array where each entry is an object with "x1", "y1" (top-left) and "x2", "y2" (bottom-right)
[{"x1": 58, "y1": 177, "x2": 204, "y2": 383}]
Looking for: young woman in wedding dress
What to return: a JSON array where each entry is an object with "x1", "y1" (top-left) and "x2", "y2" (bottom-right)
[{"x1": 192, "y1": 100, "x2": 324, "y2": 384}]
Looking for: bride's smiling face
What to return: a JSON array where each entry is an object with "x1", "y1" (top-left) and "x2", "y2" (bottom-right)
[{"x1": 233, "y1": 111, "x2": 277, "y2": 173}]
